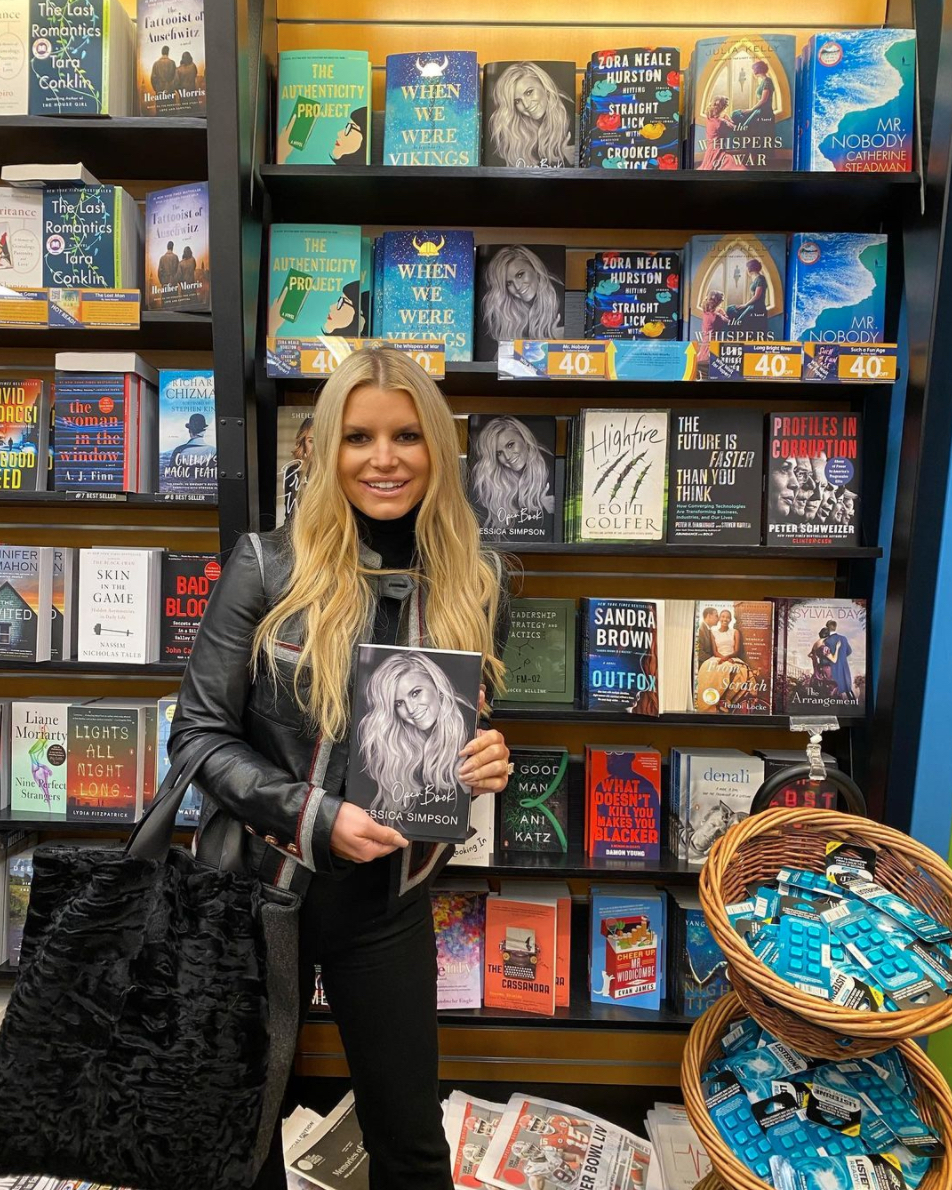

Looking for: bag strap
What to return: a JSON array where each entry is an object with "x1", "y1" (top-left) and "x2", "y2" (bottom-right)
[{"x1": 127, "y1": 736, "x2": 234, "y2": 863}]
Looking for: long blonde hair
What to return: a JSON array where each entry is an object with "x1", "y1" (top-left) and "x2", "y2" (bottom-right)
[{"x1": 253, "y1": 348, "x2": 506, "y2": 740}]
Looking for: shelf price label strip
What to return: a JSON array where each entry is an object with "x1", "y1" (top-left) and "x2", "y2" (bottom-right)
[
  {"x1": 803, "y1": 342, "x2": 899, "y2": 383},
  {"x1": 266, "y1": 337, "x2": 445, "y2": 379},
  {"x1": 708, "y1": 341, "x2": 804, "y2": 382},
  {"x1": 498, "y1": 340, "x2": 607, "y2": 380},
  {"x1": 0, "y1": 287, "x2": 140, "y2": 330}
]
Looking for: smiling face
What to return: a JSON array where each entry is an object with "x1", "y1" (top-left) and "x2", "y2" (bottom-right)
[
  {"x1": 505, "y1": 257, "x2": 538, "y2": 304},
  {"x1": 513, "y1": 73, "x2": 545, "y2": 121},
  {"x1": 496, "y1": 427, "x2": 527, "y2": 472},
  {"x1": 338, "y1": 385, "x2": 431, "y2": 519},
  {"x1": 718, "y1": 610, "x2": 732, "y2": 630},
  {"x1": 394, "y1": 669, "x2": 438, "y2": 732}
]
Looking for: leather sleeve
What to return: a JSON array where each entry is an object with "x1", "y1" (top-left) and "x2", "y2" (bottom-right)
[{"x1": 168, "y1": 533, "x2": 347, "y2": 877}]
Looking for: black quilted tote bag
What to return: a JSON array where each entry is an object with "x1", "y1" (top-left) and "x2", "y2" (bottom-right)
[{"x1": 0, "y1": 739, "x2": 301, "y2": 1190}]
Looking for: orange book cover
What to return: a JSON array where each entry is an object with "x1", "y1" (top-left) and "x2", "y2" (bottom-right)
[
  {"x1": 484, "y1": 897, "x2": 557, "y2": 1016},
  {"x1": 501, "y1": 880, "x2": 571, "y2": 1008}
]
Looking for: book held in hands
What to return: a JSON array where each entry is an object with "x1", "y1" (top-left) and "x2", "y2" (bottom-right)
[{"x1": 347, "y1": 643, "x2": 481, "y2": 842}]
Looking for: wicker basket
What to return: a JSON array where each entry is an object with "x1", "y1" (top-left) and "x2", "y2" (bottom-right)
[
  {"x1": 700, "y1": 805, "x2": 952, "y2": 1058},
  {"x1": 682, "y1": 992, "x2": 952, "y2": 1190}
]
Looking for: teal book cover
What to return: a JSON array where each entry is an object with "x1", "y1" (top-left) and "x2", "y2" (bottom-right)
[
  {"x1": 378, "y1": 229, "x2": 474, "y2": 360},
  {"x1": 276, "y1": 49, "x2": 371, "y2": 165},
  {"x1": 383, "y1": 51, "x2": 479, "y2": 167},
  {"x1": 42, "y1": 186, "x2": 120, "y2": 288},
  {"x1": 29, "y1": 0, "x2": 109, "y2": 115},
  {"x1": 267, "y1": 224, "x2": 362, "y2": 340}
]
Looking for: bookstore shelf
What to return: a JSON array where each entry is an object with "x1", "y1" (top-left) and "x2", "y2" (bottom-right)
[
  {"x1": 506, "y1": 543, "x2": 882, "y2": 559},
  {"x1": 259, "y1": 166, "x2": 920, "y2": 231},
  {"x1": 279, "y1": 366, "x2": 893, "y2": 399},
  {"x1": 0, "y1": 809, "x2": 196, "y2": 835},
  {"x1": 0, "y1": 311, "x2": 214, "y2": 352},
  {"x1": 0, "y1": 661, "x2": 185, "y2": 676},
  {"x1": 0, "y1": 116, "x2": 208, "y2": 181},
  {"x1": 310, "y1": 904, "x2": 694, "y2": 1032},
  {"x1": 445, "y1": 850, "x2": 701, "y2": 882},
  {"x1": 493, "y1": 705, "x2": 806, "y2": 727},
  {"x1": 0, "y1": 492, "x2": 217, "y2": 508}
]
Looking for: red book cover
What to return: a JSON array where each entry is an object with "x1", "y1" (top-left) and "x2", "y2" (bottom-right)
[
  {"x1": 160, "y1": 552, "x2": 220, "y2": 663},
  {"x1": 484, "y1": 897, "x2": 557, "y2": 1016},
  {"x1": 584, "y1": 745, "x2": 662, "y2": 860},
  {"x1": 66, "y1": 704, "x2": 140, "y2": 822}
]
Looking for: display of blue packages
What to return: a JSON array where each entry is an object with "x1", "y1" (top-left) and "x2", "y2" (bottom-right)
[
  {"x1": 835, "y1": 1060, "x2": 945, "y2": 1156},
  {"x1": 835, "y1": 878, "x2": 952, "y2": 944},
  {"x1": 703, "y1": 1070, "x2": 777, "y2": 1181},
  {"x1": 728, "y1": 1038, "x2": 810, "y2": 1084},
  {"x1": 770, "y1": 1153, "x2": 908, "y2": 1190},
  {"x1": 749, "y1": 1083, "x2": 868, "y2": 1165},
  {"x1": 798, "y1": 30, "x2": 916, "y2": 174},
  {"x1": 721, "y1": 1016, "x2": 764, "y2": 1058},
  {"x1": 775, "y1": 916, "x2": 833, "y2": 997},
  {"x1": 787, "y1": 234, "x2": 888, "y2": 344},
  {"x1": 777, "y1": 867, "x2": 842, "y2": 896},
  {"x1": 885, "y1": 1144, "x2": 933, "y2": 1189}
]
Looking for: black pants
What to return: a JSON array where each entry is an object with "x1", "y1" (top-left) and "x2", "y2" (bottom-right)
[{"x1": 252, "y1": 864, "x2": 453, "y2": 1190}]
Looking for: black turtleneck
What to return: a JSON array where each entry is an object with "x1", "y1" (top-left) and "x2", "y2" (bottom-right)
[{"x1": 353, "y1": 504, "x2": 420, "y2": 645}]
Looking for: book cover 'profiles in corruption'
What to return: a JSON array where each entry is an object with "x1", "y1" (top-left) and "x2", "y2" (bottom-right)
[
  {"x1": 467, "y1": 414, "x2": 556, "y2": 542},
  {"x1": 347, "y1": 644, "x2": 482, "y2": 842},
  {"x1": 766, "y1": 412, "x2": 862, "y2": 547}
]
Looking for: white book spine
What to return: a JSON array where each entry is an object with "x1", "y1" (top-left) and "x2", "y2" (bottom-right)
[
  {"x1": 76, "y1": 547, "x2": 159, "y2": 664},
  {"x1": 449, "y1": 792, "x2": 494, "y2": 867},
  {"x1": 0, "y1": 4, "x2": 29, "y2": 115}
]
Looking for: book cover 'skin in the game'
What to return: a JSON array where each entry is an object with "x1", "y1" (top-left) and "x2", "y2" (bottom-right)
[{"x1": 348, "y1": 643, "x2": 482, "y2": 842}]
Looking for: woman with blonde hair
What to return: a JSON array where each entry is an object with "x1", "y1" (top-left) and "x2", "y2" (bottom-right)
[
  {"x1": 469, "y1": 415, "x2": 555, "y2": 534},
  {"x1": 480, "y1": 245, "x2": 565, "y2": 348},
  {"x1": 169, "y1": 347, "x2": 511, "y2": 1189},
  {"x1": 488, "y1": 61, "x2": 574, "y2": 167}
]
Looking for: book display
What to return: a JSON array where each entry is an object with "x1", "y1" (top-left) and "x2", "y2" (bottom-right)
[{"x1": 0, "y1": 0, "x2": 950, "y2": 1165}]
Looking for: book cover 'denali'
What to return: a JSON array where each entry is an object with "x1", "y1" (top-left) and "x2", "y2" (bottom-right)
[
  {"x1": 467, "y1": 414, "x2": 556, "y2": 542},
  {"x1": 347, "y1": 643, "x2": 481, "y2": 842}
]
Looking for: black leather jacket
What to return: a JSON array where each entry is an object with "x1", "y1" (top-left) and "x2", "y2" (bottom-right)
[{"x1": 168, "y1": 527, "x2": 509, "y2": 898}]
